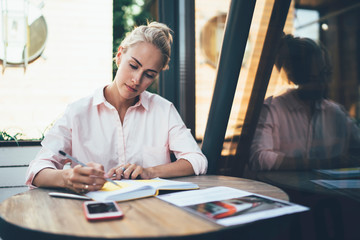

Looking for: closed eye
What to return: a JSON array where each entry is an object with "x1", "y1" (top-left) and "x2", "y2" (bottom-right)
[
  {"x1": 145, "y1": 73, "x2": 155, "y2": 79},
  {"x1": 130, "y1": 64, "x2": 137, "y2": 69}
]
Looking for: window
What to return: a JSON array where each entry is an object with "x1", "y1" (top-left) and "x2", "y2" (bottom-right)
[{"x1": 0, "y1": 0, "x2": 113, "y2": 140}]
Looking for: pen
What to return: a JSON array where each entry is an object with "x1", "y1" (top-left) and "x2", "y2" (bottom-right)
[{"x1": 58, "y1": 150, "x2": 120, "y2": 187}]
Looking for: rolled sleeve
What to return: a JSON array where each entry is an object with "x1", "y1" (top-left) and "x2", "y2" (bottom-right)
[
  {"x1": 168, "y1": 105, "x2": 208, "y2": 175},
  {"x1": 25, "y1": 147, "x2": 67, "y2": 188},
  {"x1": 179, "y1": 153, "x2": 208, "y2": 175},
  {"x1": 25, "y1": 107, "x2": 72, "y2": 188}
]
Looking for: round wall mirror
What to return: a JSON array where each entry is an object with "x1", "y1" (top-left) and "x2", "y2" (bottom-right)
[
  {"x1": 0, "y1": 1, "x2": 47, "y2": 65},
  {"x1": 200, "y1": 13, "x2": 252, "y2": 68}
]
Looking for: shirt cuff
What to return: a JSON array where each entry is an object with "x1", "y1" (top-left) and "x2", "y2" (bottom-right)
[
  {"x1": 177, "y1": 154, "x2": 208, "y2": 175},
  {"x1": 25, "y1": 164, "x2": 56, "y2": 189}
]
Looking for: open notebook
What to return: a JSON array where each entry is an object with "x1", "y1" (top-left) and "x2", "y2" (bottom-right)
[{"x1": 85, "y1": 178, "x2": 199, "y2": 202}]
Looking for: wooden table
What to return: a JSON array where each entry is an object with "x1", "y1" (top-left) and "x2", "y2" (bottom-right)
[{"x1": 0, "y1": 175, "x2": 289, "y2": 240}]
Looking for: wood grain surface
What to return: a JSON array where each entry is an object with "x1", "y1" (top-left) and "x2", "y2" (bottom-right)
[{"x1": 0, "y1": 175, "x2": 288, "y2": 239}]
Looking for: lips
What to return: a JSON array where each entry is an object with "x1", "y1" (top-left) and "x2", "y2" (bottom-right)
[{"x1": 125, "y1": 84, "x2": 137, "y2": 92}]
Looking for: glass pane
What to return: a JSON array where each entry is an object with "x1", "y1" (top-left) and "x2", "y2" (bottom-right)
[
  {"x1": 195, "y1": 0, "x2": 231, "y2": 140},
  {"x1": 249, "y1": 2, "x2": 360, "y2": 172},
  {"x1": 195, "y1": 0, "x2": 295, "y2": 173},
  {"x1": 0, "y1": 1, "x2": 113, "y2": 140},
  {"x1": 0, "y1": 0, "x2": 154, "y2": 141}
]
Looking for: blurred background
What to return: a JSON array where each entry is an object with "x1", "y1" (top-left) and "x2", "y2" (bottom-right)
[{"x1": 1, "y1": 0, "x2": 359, "y2": 160}]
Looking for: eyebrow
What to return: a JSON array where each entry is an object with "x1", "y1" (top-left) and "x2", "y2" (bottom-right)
[{"x1": 131, "y1": 57, "x2": 158, "y2": 73}]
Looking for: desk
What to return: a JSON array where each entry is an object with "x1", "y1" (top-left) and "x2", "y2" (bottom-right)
[
  {"x1": 0, "y1": 175, "x2": 289, "y2": 240},
  {"x1": 256, "y1": 171, "x2": 360, "y2": 240}
]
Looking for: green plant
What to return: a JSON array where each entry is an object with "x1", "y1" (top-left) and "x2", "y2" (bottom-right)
[
  {"x1": 0, "y1": 121, "x2": 53, "y2": 143},
  {"x1": 0, "y1": 130, "x2": 23, "y2": 141},
  {"x1": 0, "y1": 130, "x2": 23, "y2": 146}
]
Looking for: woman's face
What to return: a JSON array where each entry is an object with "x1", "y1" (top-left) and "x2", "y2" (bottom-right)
[{"x1": 114, "y1": 42, "x2": 163, "y2": 101}]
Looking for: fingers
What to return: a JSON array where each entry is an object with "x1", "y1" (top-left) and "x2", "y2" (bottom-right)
[
  {"x1": 130, "y1": 165, "x2": 143, "y2": 179},
  {"x1": 71, "y1": 184, "x2": 98, "y2": 194},
  {"x1": 78, "y1": 164, "x2": 105, "y2": 178},
  {"x1": 71, "y1": 182, "x2": 90, "y2": 194},
  {"x1": 107, "y1": 168, "x2": 116, "y2": 179},
  {"x1": 109, "y1": 164, "x2": 143, "y2": 180},
  {"x1": 87, "y1": 162, "x2": 105, "y2": 172},
  {"x1": 67, "y1": 165, "x2": 107, "y2": 193},
  {"x1": 108, "y1": 164, "x2": 128, "y2": 180},
  {"x1": 122, "y1": 164, "x2": 143, "y2": 179}
]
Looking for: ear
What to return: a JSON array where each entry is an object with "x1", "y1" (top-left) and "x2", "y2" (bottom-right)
[{"x1": 116, "y1": 47, "x2": 123, "y2": 66}]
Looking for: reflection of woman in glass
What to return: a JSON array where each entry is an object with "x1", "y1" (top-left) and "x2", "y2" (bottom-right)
[{"x1": 250, "y1": 34, "x2": 360, "y2": 171}]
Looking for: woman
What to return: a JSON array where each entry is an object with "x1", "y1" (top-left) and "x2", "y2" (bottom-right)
[
  {"x1": 26, "y1": 21, "x2": 208, "y2": 193},
  {"x1": 249, "y1": 34, "x2": 360, "y2": 171}
]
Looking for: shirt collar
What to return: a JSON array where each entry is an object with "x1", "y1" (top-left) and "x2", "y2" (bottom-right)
[
  {"x1": 92, "y1": 86, "x2": 108, "y2": 106},
  {"x1": 136, "y1": 91, "x2": 150, "y2": 111},
  {"x1": 92, "y1": 86, "x2": 150, "y2": 111}
]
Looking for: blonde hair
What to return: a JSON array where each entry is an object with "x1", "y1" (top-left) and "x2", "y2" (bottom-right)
[{"x1": 118, "y1": 21, "x2": 173, "y2": 70}]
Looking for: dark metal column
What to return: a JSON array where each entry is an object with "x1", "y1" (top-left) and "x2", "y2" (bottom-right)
[
  {"x1": 158, "y1": 0, "x2": 179, "y2": 108},
  {"x1": 201, "y1": 0, "x2": 256, "y2": 174},
  {"x1": 158, "y1": 0, "x2": 196, "y2": 136},
  {"x1": 178, "y1": 0, "x2": 196, "y2": 136},
  {"x1": 234, "y1": 0, "x2": 291, "y2": 177}
]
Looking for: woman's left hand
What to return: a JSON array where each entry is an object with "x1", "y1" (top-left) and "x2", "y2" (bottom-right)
[{"x1": 107, "y1": 164, "x2": 153, "y2": 180}]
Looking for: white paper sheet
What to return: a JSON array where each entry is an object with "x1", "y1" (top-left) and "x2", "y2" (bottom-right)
[{"x1": 158, "y1": 186, "x2": 249, "y2": 207}]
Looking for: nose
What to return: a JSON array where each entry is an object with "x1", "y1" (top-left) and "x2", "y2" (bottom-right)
[{"x1": 132, "y1": 71, "x2": 142, "y2": 85}]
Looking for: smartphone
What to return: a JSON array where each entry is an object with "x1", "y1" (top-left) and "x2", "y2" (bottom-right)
[{"x1": 83, "y1": 201, "x2": 124, "y2": 221}]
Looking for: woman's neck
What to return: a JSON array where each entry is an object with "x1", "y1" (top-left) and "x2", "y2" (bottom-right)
[{"x1": 104, "y1": 84, "x2": 137, "y2": 119}]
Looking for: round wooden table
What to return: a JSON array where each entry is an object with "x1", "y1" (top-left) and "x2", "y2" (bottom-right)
[{"x1": 0, "y1": 175, "x2": 289, "y2": 240}]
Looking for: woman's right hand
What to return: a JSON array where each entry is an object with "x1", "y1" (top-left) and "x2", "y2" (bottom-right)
[{"x1": 62, "y1": 162, "x2": 107, "y2": 194}]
